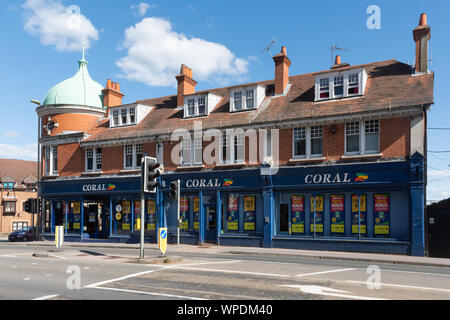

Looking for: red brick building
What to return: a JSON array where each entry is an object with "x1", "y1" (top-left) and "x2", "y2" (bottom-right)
[
  {"x1": 0, "y1": 159, "x2": 37, "y2": 235},
  {"x1": 37, "y1": 14, "x2": 433, "y2": 256}
]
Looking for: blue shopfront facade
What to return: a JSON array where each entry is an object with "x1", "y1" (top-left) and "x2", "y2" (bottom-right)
[{"x1": 38, "y1": 155, "x2": 426, "y2": 256}]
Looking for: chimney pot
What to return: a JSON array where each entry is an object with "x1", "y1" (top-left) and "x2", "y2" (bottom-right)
[
  {"x1": 281, "y1": 46, "x2": 287, "y2": 55},
  {"x1": 116, "y1": 82, "x2": 120, "y2": 92},
  {"x1": 419, "y1": 13, "x2": 427, "y2": 26},
  {"x1": 335, "y1": 55, "x2": 342, "y2": 65},
  {"x1": 273, "y1": 46, "x2": 292, "y2": 95},
  {"x1": 106, "y1": 79, "x2": 112, "y2": 89}
]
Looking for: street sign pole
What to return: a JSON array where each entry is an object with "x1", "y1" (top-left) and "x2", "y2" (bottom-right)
[{"x1": 177, "y1": 179, "x2": 180, "y2": 246}]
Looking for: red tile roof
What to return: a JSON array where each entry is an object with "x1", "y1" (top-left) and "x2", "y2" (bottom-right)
[
  {"x1": 0, "y1": 159, "x2": 37, "y2": 186},
  {"x1": 83, "y1": 59, "x2": 434, "y2": 143}
]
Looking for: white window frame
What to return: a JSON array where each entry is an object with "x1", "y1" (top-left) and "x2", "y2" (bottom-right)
[
  {"x1": 180, "y1": 137, "x2": 203, "y2": 166},
  {"x1": 220, "y1": 131, "x2": 245, "y2": 164},
  {"x1": 85, "y1": 148, "x2": 102, "y2": 172},
  {"x1": 345, "y1": 120, "x2": 380, "y2": 155},
  {"x1": 184, "y1": 95, "x2": 208, "y2": 118},
  {"x1": 44, "y1": 145, "x2": 58, "y2": 176},
  {"x1": 315, "y1": 69, "x2": 365, "y2": 101},
  {"x1": 292, "y1": 126, "x2": 323, "y2": 159},
  {"x1": 230, "y1": 87, "x2": 258, "y2": 112},
  {"x1": 110, "y1": 107, "x2": 139, "y2": 127},
  {"x1": 123, "y1": 144, "x2": 143, "y2": 170}
]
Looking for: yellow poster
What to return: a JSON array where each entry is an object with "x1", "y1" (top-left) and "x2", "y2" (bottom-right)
[
  {"x1": 147, "y1": 199, "x2": 156, "y2": 214},
  {"x1": 122, "y1": 223, "x2": 130, "y2": 231},
  {"x1": 310, "y1": 195, "x2": 324, "y2": 212},
  {"x1": 73, "y1": 201, "x2": 80, "y2": 214},
  {"x1": 134, "y1": 201, "x2": 141, "y2": 215},
  {"x1": 352, "y1": 194, "x2": 367, "y2": 212},
  {"x1": 244, "y1": 196, "x2": 255, "y2": 212},
  {"x1": 122, "y1": 200, "x2": 131, "y2": 214},
  {"x1": 193, "y1": 198, "x2": 200, "y2": 212}
]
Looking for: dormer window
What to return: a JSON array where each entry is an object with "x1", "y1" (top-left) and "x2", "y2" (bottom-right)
[
  {"x1": 183, "y1": 93, "x2": 221, "y2": 118},
  {"x1": 334, "y1": 76, "x2": 344, "y2": 97},
  {"x1": 319, "y1": 78, "x2": 330, "y2": 99},
  {"x1": 129, "y1": 108, "x2": 136, "y2": 124},
  {"x1": 246, "y1": 90, "x2": 254, "y2": 109},
  {"x1": 110, "y1": 104, "x2": 152, "y2": 128},
  {"x1": 348, "y1": 73, "x2": 359, "y2": 95},
  {"x1": 315, "y1": 68, "x2": 367, "y2": 102},
  {"x1": 198, "y1": 97, "x2": 206, "y2": 115},
  {"x1": 230, "y1": 85, "x2": 265, "y2": 112}
]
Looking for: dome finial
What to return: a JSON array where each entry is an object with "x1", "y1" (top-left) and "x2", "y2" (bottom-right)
[{"x1": 78, "y1": 40, "x2": 88, "y2": 67}]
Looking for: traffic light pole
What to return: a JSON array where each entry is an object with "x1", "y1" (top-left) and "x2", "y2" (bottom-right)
[{"x1": 140, "y1": 158, "x2": 145, "y2": 259}]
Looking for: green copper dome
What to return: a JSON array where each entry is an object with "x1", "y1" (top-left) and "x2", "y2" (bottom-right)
[{"x1": 42, "y1": 56, "x2": 104, "y2": 109}]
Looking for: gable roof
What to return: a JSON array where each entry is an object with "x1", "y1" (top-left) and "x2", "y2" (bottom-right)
[
  {"x1": 0, "y1": 159, "x2": 37, "y2": 187},
  {"x1": 82, "y1": 59, "x2": 434, "y2": 144}
]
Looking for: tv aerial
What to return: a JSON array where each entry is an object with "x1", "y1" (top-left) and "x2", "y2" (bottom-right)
[
  {"x1": 331, "y1": 43, "x2": 350, "y2": 66},
  {"x1": 261, "y1": 38, "x2": 277, "y2": 57}
]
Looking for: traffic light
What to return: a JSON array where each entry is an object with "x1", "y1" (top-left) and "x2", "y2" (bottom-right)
[
  {"x1": 23, "y1": 199, "x2": 35, "y2": 213},
  {"x1": 169, "y1": 181, "x2": 179, "y2": 200},
  {"x1": 143, "y1": 156, "x2": 161, "y2": 193}
]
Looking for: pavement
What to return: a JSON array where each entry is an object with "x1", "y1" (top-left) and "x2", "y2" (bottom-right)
[{"x1": 1, "y1": 236, "x2": 449, "y2": 268}]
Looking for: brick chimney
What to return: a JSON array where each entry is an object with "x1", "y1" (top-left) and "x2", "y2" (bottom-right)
[
  {"x1": 273, "y1": 46, "x2": 292, "y2": 96},
  {"x1": 175, "y1": 64, "x2": 197, "y2": 107},
  {"x1": 413, "y1": 13, "x2": 431, "y2": 74},
  {"x1": 102, "y1": 79, "x2": 125, "y2": 116}
]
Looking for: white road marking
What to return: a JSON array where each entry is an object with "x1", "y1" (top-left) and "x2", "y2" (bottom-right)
[
  {"x1": 296, "y1": 268, "x2": 357, "y2": 278},
  {"x1": 347, "y1": 280, "x2": 450, "y2": 293},
  {"x1": 381, "y1": 269, "x2": 450, "y2": 278},
  {"x1": 83, "y1": 267, "x2": 91, "y2": 270},
  {"x1": 33, "y1": 294, "x2": 59, "y2": 301},
  {"x1": 45, "y1": 274, "x2": 52, "y2": 277},
  {"x1": 90, "y1": 286, "x2": 207, "y2": 300},
  {"x1": 24, "y1": 278, "x2": 30, "y2": 281},
  {"x1": 84, "y1": 260, "x2": 241, "y2": 289},
  {"x1": 172, "y1": 266, "x2": 291, "y2": 278},
  {"x1": 280, "y1": 284, "x2": 387, "y2": 300},
  {"x1": 47, "y1": 254, "x2": 67, "y2": 260}
]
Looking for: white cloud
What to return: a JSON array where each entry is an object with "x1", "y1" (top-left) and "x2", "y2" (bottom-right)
[
  {"x1": 21, "y1": 0, "x2": 99, "y2": 52},
  {"x1": 131, "y1": 2, "x2": 157, "y2": 17},
  {"x1": 0, "y1": 144, "x2": 37, "y2": 161},
  {"x1": 116, "y1": 17, "x2": 249, "y2": 87},
  {"x1": 4, "y1": 131, "x2": 21, "y2": 138},
  {"x1": 427, "y1": 169, "x2": 450, "y2": 201}
]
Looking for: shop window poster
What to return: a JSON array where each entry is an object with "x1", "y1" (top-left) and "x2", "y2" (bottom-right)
[
  {"x1": 330, "y1": 195, "x2": 345, "y2": 234},
  {"x1": 227, "y1": 195, "x2": 239, "y2": 231},
  {"x1": 122, "y1": 200, "x2": 131, "y2": 231},
  {"x1": 244, "y1": 196, "x2": 256, "y2": 231},
  {"x1": 147, "y1": 199, "x2": 156, "y2": 231},
  {"x1": 291, "y1": 195, "x2": 305, "y2": 234},
  {"x1": 180, "y1": 197, "x2": 189, "y2": 230},
  {"x1": 352, "y1": 194, "x2": 367, "y2": 235},
  {"x1": 310, "y1": 195, "x2": 324, "y2": 234},
  {"x1": 374, "y1": 194, "x2": 390, "y2": 236},
  {"x1": 134, "y1": 200, "x2": 141, "y2": 230},
  {"x1": 73, "y1": 201, "x2": 81, "y2": 230},
  {"x1": 193, "y1": 197, "x2": 200, "y2": 231}
]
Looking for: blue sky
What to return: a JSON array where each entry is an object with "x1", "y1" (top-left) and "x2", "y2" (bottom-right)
[{"x1": 1, "y1": 0, "x2": 449, "y2": 200}]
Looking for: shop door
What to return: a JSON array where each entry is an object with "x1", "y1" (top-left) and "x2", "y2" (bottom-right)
[
  {"x1": 205, "y1": 205, "x2": 217, "y2": 242},
  {"x1": 428, "y1": 210, "x2": 450, "y2": 258},
  {"x1": 279, "y1": 204, "x2": 289, "y2": 233},
  {"x1": 86, "y1": 205, "x2": 99, "y2": 238},
  {"x1": 100, "y1": 204, "x2": 110, "y2": 239}
]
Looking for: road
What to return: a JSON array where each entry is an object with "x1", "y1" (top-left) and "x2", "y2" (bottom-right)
[{"x1": 0, "y1": 242, "x2": 450, "y2": 302}]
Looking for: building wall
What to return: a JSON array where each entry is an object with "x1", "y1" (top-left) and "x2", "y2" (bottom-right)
[
  {"x1": 42, "y1": 116, "x2": 414, "y2": 178},
  {"x1": 0, "y1": 189, "x2": 37, "y2": 234}
]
